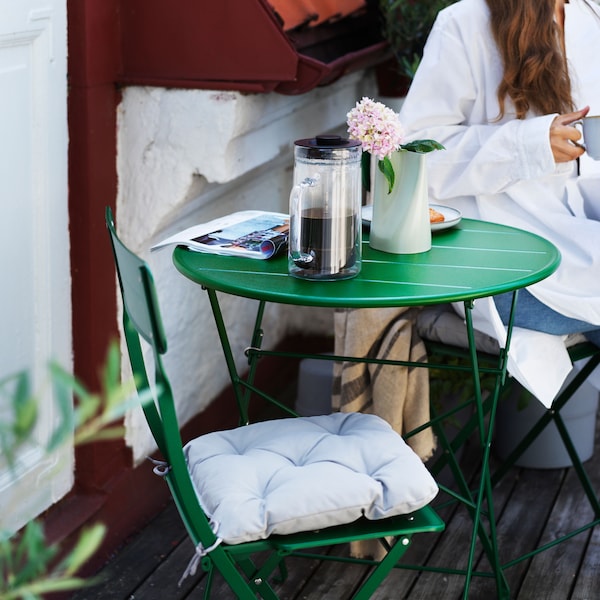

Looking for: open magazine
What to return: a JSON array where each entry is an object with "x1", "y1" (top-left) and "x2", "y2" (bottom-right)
[{"x1": 151, "y1": 210, "x2": 290, "y2": 260}]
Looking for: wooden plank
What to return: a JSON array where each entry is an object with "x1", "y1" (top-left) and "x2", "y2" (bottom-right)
[
  {"x1": 570, "y1": 523, "x2": 600, "y2": 598},
  {"x1": 128, "y1": 536, "x2": 200, "y2": 599},
  {"x1": 371, "y1": 410, "x2": 487, "y2": 598},
  {"x1": 467, "y1": 463, "x2": 563, "y2": 598},
  {"x1": 394, "y1": 434, "x2": 502, "y2": 599},
  {"x1": 517, "y1": 457, "x2": 600, "y2": 599},
  {"x1": 72, "y1": 502, "x2": 188, "y2": 599},
  {"x1": 293, "y1": 545, "x2": 371, "y2": 600}
]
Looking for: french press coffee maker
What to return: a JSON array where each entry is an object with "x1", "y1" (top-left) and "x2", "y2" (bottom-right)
[{"x1": 288, "y1": 134, "x2": 362, "y2": 280}]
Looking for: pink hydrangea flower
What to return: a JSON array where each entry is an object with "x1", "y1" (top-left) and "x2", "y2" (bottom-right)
[
  {"x1": 346, "y1": 97, "x2": 443, "y2": 193},
  {"x1": 346, "y1": 97, "x2": 405, "y2": 160}
]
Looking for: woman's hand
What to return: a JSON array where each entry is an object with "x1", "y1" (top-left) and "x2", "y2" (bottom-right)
[{"x1": 550, "y1": 106, "x2": 590, "y2": 163}]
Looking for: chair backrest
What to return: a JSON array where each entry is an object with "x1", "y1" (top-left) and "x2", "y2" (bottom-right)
[
  {"x1": 105, "y1": 206, "x2": 216, "y2": 547},
  {"x1": 105, "y1": 206, "x2": 170, "y2": 451},
  {"x1": 105, "y1": 206, "x2": 167, "y2": 355}
]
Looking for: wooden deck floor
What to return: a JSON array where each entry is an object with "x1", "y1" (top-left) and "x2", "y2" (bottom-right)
[{"x1": 76, "y1": 395, "x2": 600, "y2": 600}]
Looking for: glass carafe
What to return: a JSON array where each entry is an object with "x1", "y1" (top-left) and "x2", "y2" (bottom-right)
[{"x1": 288, "y1": 135, "x2": 362, "y2": 280}]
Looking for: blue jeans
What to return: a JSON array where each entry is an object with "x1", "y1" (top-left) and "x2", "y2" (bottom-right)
[{"x1": 494, "y1": 289, "x2": 600, "y2": 347}]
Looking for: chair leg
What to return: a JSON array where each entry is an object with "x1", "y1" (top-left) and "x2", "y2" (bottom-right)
[
  {"x1": 207, "y1": 548, "x2": 267, "y2": 599},
  {"x1": 492, "y1": 353, "x2": 600, "y2": 518},
  {"x1": 235, "y1": 553, "x2": 282, "y2": 600},
  {"x1": 202, "y1": 563, "x2": 214, "y2": 600},
  {"x1": 554, "y1": 412, "x2": 600, "y2": 517},
  {"x1": 489, "y1": 348, "x2": 600, "y2": 570},
  {"x1": 352, "y1": 535, "x2": 413, "y2": 600}
]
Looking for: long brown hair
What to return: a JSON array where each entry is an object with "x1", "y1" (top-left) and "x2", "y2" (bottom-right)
[{"x1": 485, "y1": 0, "x2": 574, "y2": 119}]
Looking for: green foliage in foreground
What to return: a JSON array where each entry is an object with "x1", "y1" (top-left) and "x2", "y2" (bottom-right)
[
  {"x1": 0, "y1": 342, "x2": 143, "y2": 600},
  {"x1": 0, "y1": 521, "x2": 105, "y2": 600}
]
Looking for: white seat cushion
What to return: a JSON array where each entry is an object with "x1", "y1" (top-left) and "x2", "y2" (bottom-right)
[{"x1": 184, "y1": 412, "x2": 438, "y2": 545}]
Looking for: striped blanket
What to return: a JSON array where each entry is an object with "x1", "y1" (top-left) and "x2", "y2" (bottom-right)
[{"x1": 332, "y1": 306, "x2": 436, "y2": 559}]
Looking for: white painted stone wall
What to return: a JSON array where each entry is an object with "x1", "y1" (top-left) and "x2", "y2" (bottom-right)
[{"x1": 116, "y1": 70, "x2": 380, "y2": 462}]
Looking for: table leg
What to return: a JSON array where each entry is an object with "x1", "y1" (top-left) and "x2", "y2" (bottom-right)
[
  {"x1": 205, "y1": 288, "x2": 265, "y2": 424},
  {"x1": 458, "y1": 297, "x2": 513, "y2": 599},
  {"x1": 205, "y1": 289, "x2": 297, "y2": 422}
]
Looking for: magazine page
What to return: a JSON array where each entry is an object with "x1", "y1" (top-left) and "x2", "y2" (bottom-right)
[{"x1": 151, "y1": 210, "x2": 290, "y2": 259}]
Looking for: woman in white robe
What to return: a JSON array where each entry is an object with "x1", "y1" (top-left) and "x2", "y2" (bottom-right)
[{"x1": 399, "y1": 0, "x2": 600, "y2": 406}]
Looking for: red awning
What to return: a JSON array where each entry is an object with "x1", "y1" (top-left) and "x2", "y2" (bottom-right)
[{"x1": 118, "y1": 0, "x2": 390, "y2": 95}]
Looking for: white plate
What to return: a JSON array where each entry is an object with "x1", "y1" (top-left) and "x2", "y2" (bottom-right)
[
  {"x1": 361, "y1": 203, "x2": 462, "y2": 232},
  {"x1": 429, "y1": 204, "x2": 462, "y2": 231}
]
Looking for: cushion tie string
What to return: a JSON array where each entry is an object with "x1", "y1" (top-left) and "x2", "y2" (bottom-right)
[
  {"x1": 178, "y1": 519, "x2": 223, "y2": 587},
  {"x1": 147, "y1": 457, "x2": 171, "y2": 477}
]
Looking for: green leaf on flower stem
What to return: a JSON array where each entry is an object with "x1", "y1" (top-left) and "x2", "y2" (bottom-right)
[
  {"x1": 401, "y1": 139, "x2": 445, "y2": 153},
  {"x1": 378, "y1": 156, "x2": 395, "y2": 194}
]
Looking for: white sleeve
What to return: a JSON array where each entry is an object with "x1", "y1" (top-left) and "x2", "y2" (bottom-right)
[{"x1": 399, "y1": 12, "x2": 558, "y2": 201}]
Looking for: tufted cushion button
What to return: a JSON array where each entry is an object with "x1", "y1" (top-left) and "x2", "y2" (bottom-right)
[{"x1": 184, "y1": 412, "x2": 438, "y2": 545}]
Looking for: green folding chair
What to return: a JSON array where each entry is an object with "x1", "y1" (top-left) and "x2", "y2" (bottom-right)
[
  {"x1": 416, "y1": 304, "x2": 600, "y2": 566},
  {"x1": 105, "y1": 206, "x2": 444, "y2": 599}
]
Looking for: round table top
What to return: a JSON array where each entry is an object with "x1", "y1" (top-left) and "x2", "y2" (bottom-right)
[{"x1": 172, "y1": 218, "x2": 561, "y2": 309}]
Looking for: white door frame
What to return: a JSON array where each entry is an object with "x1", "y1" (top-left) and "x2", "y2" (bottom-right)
[{"x1": 0, "y1": 0, "x2": 72, "y2": 534}]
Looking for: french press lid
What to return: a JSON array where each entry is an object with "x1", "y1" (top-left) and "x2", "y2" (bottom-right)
[
  {"x1": 294, "y1": 134, "x2": 361, "y2": 149},
  {"x1": 293, "y1": 134, "x2": 361, "y2": 160}
]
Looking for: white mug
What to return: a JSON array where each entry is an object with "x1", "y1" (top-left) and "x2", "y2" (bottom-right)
[{"x1": 582, "y1": 115, "x2": 600, "y2": 160}]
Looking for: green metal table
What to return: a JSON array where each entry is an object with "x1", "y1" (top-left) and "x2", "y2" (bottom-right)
[{"x1": 173, "y1": 217, "x2": 560, "y2": 599}]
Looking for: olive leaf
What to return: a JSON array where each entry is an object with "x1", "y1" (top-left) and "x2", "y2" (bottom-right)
[
  {"x1": 0, "y1": 340, "x2": 139, "y2": 599},
  {"x1": 59, "y1": 524, "x2": 106, "y2": 577},
  {"x1": 0, "y1": 372, "x2": 37, "y2": 472}
]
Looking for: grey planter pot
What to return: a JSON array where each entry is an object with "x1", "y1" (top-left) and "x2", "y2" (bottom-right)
[
  {"x1": 295, "y1": 356, "x2": 334, "y2": 417},
  {"x1": 494, "y1": 371, "x2": 599, "y2": 470}
]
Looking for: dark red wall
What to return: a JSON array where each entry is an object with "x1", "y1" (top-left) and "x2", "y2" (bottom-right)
[
  {"x1": 68, "y1": 0, "x2": 120, "y2": 398},
  {"x1": 57, "y1": 0, "x2": 167, "y2": 565}
]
